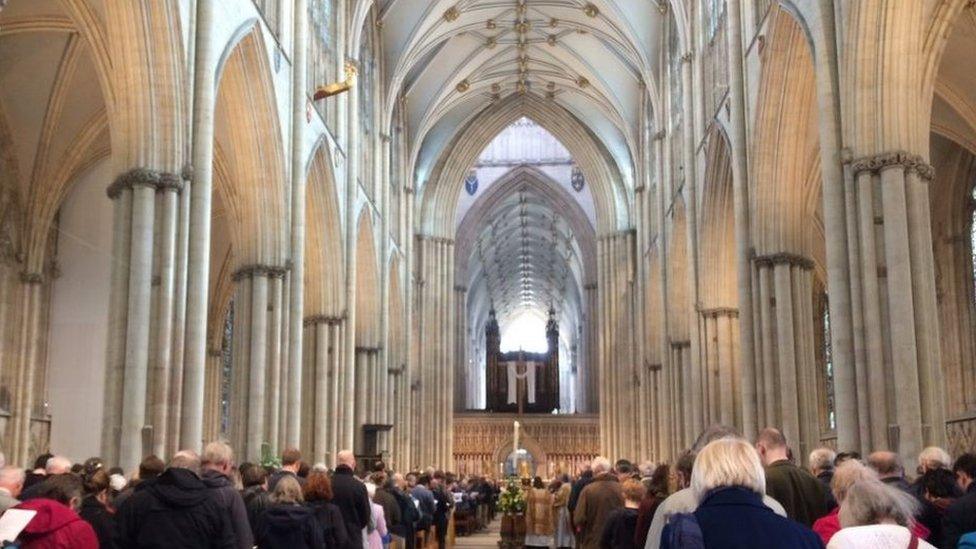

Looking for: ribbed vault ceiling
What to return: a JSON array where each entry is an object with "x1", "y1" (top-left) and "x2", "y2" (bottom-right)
[{"x1": 376, "y1": 0, "x2": 669, "y2": 189}]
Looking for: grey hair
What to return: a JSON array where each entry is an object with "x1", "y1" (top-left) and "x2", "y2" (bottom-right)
[
  {"x1": 201, "y1": 441, "x2": 234, "y2": 467},
  {"x1": 170, "y1": 450, "x2": 201, "y2": 474},
  {"x1": 691, "y1": 425, "x2": 741, "y2": 453},
  {"x1": 918, "y1": 446, "x2": 952, "y2": 471},
  {"x1": 591, "y1": 456, "x2": 612, "y2": 475},
  {"x1": 0, "y1": 466, "x2": 25, "y2": 488},
  {"x1": 830, "y1": 460, "x2": 878, "y2": 503},
  {"x1": 809, "y1": 448, "x2": 836, "y2": 472},
  {"x1": 272, "y1": 475, "x2": 304, "y2": 504},
  {"x1": 46, "y1": 456, "x2": 72, "y2": 475},
  {"x1": 838, "y1": 480, "x2": 919, "y2": 528}
]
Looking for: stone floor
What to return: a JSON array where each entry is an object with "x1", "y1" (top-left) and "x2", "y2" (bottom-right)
[{"x1": 453, "y1": 519, "x2": 501, "y2": 548}]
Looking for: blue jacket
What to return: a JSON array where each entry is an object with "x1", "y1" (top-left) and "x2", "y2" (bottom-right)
[{"x1": 662, "y1": 486, "x2": 823, "y2": 549}]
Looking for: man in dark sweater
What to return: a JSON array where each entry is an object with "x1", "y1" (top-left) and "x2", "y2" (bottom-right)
[
  {"x1": 331, "y1": 450, "x2": 370, "y2": 549},
  {"x1": 755, "y1": 428, "x2": 827, "y2": 527},
  {"x1": 944, "y1": 453, "x2": 976, "y2": 548}
]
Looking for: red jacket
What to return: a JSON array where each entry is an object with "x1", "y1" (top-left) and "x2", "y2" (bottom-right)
[
  {"x1": 14, "y1": 498, "x2": 99, "y2": 549},
  {"x1": 812, "y1": 506, "x2": 930, "y2": 545}
]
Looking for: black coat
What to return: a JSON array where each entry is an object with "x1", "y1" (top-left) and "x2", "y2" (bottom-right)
[
  {"x1": 306, "y1": 499, "x2": 350, "y2": 549},
  {"x1": 330, "y1": 466, "x2": 370, "y2": 549},
  {"x1": 944, "y1": 483, "x2": 976, "y2": 549},
  {"x1": 242, "y1": 485, "x2": 273, "y2": 539},
  {"x1": 601, "y1": 507, "x2": 639, "y2": 549},
  {"x1": 202, "y1": 469, "x2": 254, "y2": 549},
  {"x1": 254, "y1": 504, "x2": 325, "y2": 549},
  {"x1": 392, "y1": 488, "x2": 420, "y2": 549},
  {"x1": 79, "y1": 495, "x2": 117, "y2": 549},
  {"x1": 116, "y1": 467, "x2": 236, "y2": 549}
]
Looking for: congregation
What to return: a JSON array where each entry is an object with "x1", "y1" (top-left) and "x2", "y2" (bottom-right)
[{"x1": 0, "y1": 425, "x2": 975, "y2": 548}]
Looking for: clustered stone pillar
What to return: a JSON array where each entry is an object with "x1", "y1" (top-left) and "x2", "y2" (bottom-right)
[
  {"x1": 839, "y1": 152, "x2": 946, "y2": 465},
  {"x1": 414, "y1": 236, "x2": 455, "y2": 468},
  {"x1": 227, "y1": 265, "x2": 289, "y2": 462},
  {"x1": 596, "y1": 231, "x2": 637, "y2": 460},
  {"x1": 302, "y1": 315, "x2": 344, "y2": 464},
  {"x1": 698, "y1": 308, "x2": 740, "y2": 428},
  {"x1": 749, "y1": 253, "x2": 820, "y2": 460},
  {"x1": 10, "y1": 272, "x2": 44, "y2": 466},
  {"x1": 101, "y1": 169, "x2": 187, "y2": 472}
]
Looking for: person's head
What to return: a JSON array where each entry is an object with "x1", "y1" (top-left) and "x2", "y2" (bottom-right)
[
  {"x1": 432, "y1": 470, "x2": 445, "y2": 488},
  {"x1": 834, "y1": 451, "x2": 861, "y2": 467},
  {"x1": 918, "y1": 446, "x2": 952, "y2": 474},
  {"x1": 417, "y1": 473, "x2": 431, "y2": 487},
  {"x1": 920, "y1": 467, "x2": 963, "y2": 501},
  {"x1": 170, "y1": 450, "x2": 202, "y2": 475},
  {"x1": 830, "y1": 460, "x2": 879, "y2": 503},
  {"x1": 281, "y1": 448, "x2": 302, "y2": 473},
  {"x1": 272, "y1": 475, "x2": 304, "y2": 505},
  {"x1": 202, "y1": 441, "x2": 235, "y2": 475},
  {"x1": 370, "y1": 472, "x2": 388, "y2": 487},
  {"x1": 138, "y1": 455, "x2": 165, "y2": 482},
  {"x1": 32, "y1": 453, "x2": 54, "y2": 473},
  {"x1": 532, "y1": 476, "x2": 544, "y2": 490},
  {"x1": 0, "y1": 467, "x2": 25, "y2": 498},
  {"x1": 691, "y1": 425, "x2": 741, "y2": 452},
  {"x1": 952, "y1": 453, "x2": 976, "y2": 492},
  {"x1": 838, "y1": 480, "x2": 918, "y2": 528},
  {"x1": 45, "y1": 455, "x2": 72, "y2": 475},
  {"x1": 35, "y1": 473, "x2": 84, "y2": 511},
  {"x1": 614, "y1": 459, "x2": 635, "y2": 478},
  {"x1": 83, "y1": 469, "x2": 111, "y2": 504},
  {"x1": 373, "y1": 461, "x2": 387, "y2": 473},
  {"x1": 304, "y1": 470, "x2": 334, "y2": 502},
  {"x1": 405, "y1": 472, "x2": 418, "y2": 488},
  {"x1": 867, "y1": 451, "x2": 904, "y2": 480},
  {"x1": 590, "y1": 456, "x2": 612, "y2": 476},
  {"x1": 336, "y1": 449, "x2": 356, "y2": 471},
  {"x1": 648, "y1": 464, "x2": 670, "y2": 498},
  {"x1": 241, "y1": 463, "x2": 268, "y2": 489},
  {"x1": 674, "y1": 451, "x2": 695, "y2": 490},
  {"x1": 809, "y1": 448, "x2": 836, "y2": 476},
  {"x1": 393, "y1": 473, "x2": 407, "y2": 491},
  {"x1": 691, "y1": 438, "x2": 766, "y2": 502},
  {"x1": 754, "y1": 428, "x2": 789, "y2": 466},
  {"x1": 621, "y1": 478, "x2": 646, "y2": 506},
  {"x1": 83, "y1": 457, "x2": 104, "y2": 476}
]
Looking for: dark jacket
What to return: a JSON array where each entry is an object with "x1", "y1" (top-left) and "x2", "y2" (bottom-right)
[
  {"x1": 268, "y1": 470, "x2": 306, "y2": 492},
  {"x1": 306, "y1": 499, "x2": 350, "y2": 549},
  {"x1": 330, "y1": 465, "x2": 370, "y2": 549},
  {"x1": 662, "y1": 487, "x2": 823, "y2": 549},
  {"x1": 392, "y1": 487, "x2": 420, "y2": 549},
  {"x1": 78, "y1": 495, "x2": 116, "y2": 548},
  {"x1": 573, "y1": 474, "x2": 624, "y2": 549},
  {"x1": 764, "y1": 459, "x2": 828, "y2": 527},
  {"x1": 254, "y1": 503, "x2": 324, "y2": 549},
  {"x1": 374, "y1": 487, "x2": 402, "y2": 530},
  {"x1": 944, "y1": 483, "x2": 976, "y2": 549},
  {"x1": 410, "y1": 484, "x2": 436, "y2": 528},
  {"x1": 15, "y1": 498, "x2": 99, "y2": 549},
  {"x1": 633, "y1": 493, "x2": 664, "y2": 548},
  {"x1": 116, "y1": 467, "x2": 236, "y2": 549},
  {"x1": 201, "y1": 468, "x2": 254, "y2": 549},
  {"x1": 816, "y1": 470, "x2": 837, "y2": 510},
  {"x1": 242, "y1": 485, "x2": 273, "y2": 539},
  {"x1": 600, "y1": 507, "x2": 639, "y2": 549}
]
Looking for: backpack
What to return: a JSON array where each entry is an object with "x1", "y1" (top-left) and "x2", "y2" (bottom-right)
[{"x1": 665, "y1": 512, "x2": 704, "y2": 549}]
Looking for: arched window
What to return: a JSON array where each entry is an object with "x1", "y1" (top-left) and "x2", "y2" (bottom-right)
[
  {"x1": 823, "y1": 299, "x2": 836, "y2": 431},
  {"x1": 220, "y1": 302, "x2": 234, "y2": 435}
]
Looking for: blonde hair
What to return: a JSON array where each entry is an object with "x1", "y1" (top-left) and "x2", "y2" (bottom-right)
[
  {"x1": 831, "y1": 460, "x2": 878, "y2": 503},
  {"x1": 201, "y1": 441, "x2": 234, "y2": 467},
  {"x1": 691, "y1": 437, "x2": 766, "y2": 500},
  {"x1": 838, "y1": 480, "x2": 918, "y2": 528},
  {"x1": 273, "y1": 475, "x2": 305, "y2": 504}
]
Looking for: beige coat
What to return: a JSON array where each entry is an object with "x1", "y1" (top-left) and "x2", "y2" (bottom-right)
[{"x1": 526, "y1": 487, "x2": 555, "y2": 536}]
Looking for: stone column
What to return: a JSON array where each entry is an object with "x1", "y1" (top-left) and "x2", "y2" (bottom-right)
[
  {"x1": 150, "y1": 184, "x2": 180, "y2": 456},
  {"x1": 11, "y1": 273, "x2": 43, "y2": 465},
  {"x1": 102, "y1": 187, "x2": 132, "y2": 466},
  {"x1": 182, "y1": 0, "x2": 217, "y2": 451},
  {"x1": 266, "y1": 274, "x2": 284, "y2": 451},
  {"x1": 725, "y1": 0, "x2": 758, "y2": 440},
  {"x1": 342, "y1": 57, "x2": 359, "y2": 453},
  {"x1": 245, "y1": 269, "x2": 270, "y2": 461},
  {"x1": 286, "y1": 0, "x2": 308, "y2": 449},
  {"x1": 314, "y1": 319, "x2": 328, "y2": 462}
]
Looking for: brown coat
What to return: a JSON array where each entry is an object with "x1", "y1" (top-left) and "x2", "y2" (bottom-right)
[
  {"x1": 526, "y1": 487, "x2": 554, "y2": 536},
  {"x1": 572, "y1": 474, "x2": 623, "y2": 549}
]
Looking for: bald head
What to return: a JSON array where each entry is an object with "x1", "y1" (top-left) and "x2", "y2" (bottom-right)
[
  {"x1": 867, "y1": 451, "x2": 903, "y2": 479},
  {"x1": 337, "y1": 450, "x2": 356, "y2": 469},
  {"x1": 755, "y1": 428, "x2": 789, "y2": 466}
]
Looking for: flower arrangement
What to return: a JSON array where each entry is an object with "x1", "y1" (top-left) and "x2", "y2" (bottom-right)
[{"x1": 497, "y1": 476, "x2": 526, "y2": 514}]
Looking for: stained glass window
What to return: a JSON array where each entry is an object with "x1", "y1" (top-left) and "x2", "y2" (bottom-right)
[
  {"x1": 220, "y1": 302, "x2": 234, "y2": 435},
  {"x1": 823, "y1": 296, "x2": 836, "y2": 431}
]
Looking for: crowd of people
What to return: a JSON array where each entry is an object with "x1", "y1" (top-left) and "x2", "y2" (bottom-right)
[
  {"x1": 540, "y1": 426, "x2": 976, "y2": 549},
  {"x1": 1, "y1": 426, "x2": 976, "y2": 548},
  {"x1": 0, "y1": 444, "x2": 495, "y2": 549}
]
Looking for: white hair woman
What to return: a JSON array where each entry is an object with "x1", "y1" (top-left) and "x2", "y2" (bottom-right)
[
  {"x1": 826, "y1": 479, "x2": 935, "y2": 548},
  {"x1": 812, "y1": 459, "x2": 879, "y2": 544},
  {"x1": 661, "y1": 438, "x2": 822, "y2": 548}
]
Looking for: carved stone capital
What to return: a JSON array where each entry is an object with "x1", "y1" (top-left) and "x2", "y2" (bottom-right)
[
  {"x1": 670, "y1": 340, "x2": 691, "y2": 349},
  {"x1": 699, "y1": 306, "x2": 739, "y2": 319},
  {"x1": 753, "y1": 252, "x2": 814, "y2": 270},
  {"x1": 107, "y1": 168, "x2": 185, "y2": 199},
  {"x1": 20, "y1": 271, "x2": 43, "y2": 285},
  {"x1": 849, "y1": 150, "x2": 934, "y2": 181},
  {"x1": 232, "y1": 264, "x2": 289, "y2": 281},
  {"x1": 303, "y1": 314, "x2": 344, "y2": 327}
]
